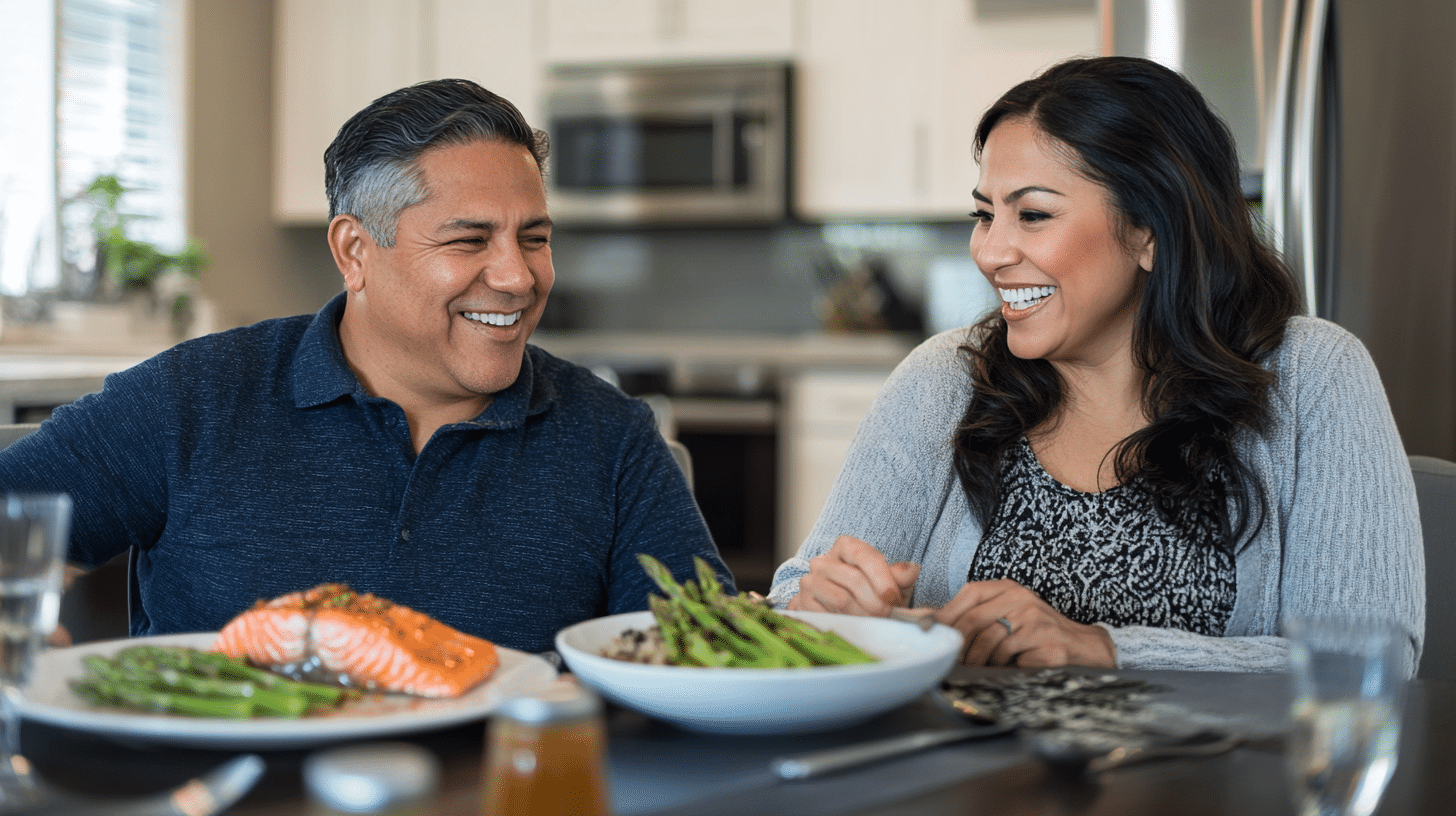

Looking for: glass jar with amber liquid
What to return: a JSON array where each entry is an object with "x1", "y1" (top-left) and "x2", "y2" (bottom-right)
[{"x1": 481, "y1": 684, "x2": 610, "y2": 816}]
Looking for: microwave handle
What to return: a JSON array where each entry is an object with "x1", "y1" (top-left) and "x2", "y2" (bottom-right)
[{"x1": 713, "y1": 109, "x2": 734, "y2": 191}]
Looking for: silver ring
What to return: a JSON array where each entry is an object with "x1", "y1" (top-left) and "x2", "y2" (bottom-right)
[{"x1": 996, "y1": 616, "x2": 1014, "y2": 636}]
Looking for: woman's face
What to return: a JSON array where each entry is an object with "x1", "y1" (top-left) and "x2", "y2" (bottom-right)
[{"x1": 970, "y1": 117, "x2": 1154, "y2": 370}]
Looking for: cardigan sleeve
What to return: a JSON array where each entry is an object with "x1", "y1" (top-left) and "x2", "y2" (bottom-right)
[{"x1": 767, "y1": 330, "x2": 971, "y2": 607}]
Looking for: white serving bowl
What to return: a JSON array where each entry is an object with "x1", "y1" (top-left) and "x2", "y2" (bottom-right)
[{"x1": 555, "y1": 609, "x2": 963, "y2": 735}]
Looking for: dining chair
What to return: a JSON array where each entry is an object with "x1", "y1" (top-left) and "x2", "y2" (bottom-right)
[
  {"x1": 639, "y1": 394, "x2": 694, "y2": 491},
  {"x1": 1412, "y1": 454, "x2": 1456, "y2": 681},
  {"x1": 0, "y1": 422, "x2": 131, "y2": 644}
]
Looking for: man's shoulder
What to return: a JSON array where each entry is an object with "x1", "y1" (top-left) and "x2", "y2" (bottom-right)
[
  {"x1": 143, "y1": 313, "x2": 319, "y2": 386},
  {"x1": 523, "y1": 344, "x2": 655, "y2": 424}
]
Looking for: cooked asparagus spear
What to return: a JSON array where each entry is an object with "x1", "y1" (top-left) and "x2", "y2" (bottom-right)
[
  {"x1": 636, "y1": 554, "x2": 878, "y2": 668},
  {"x1": 72, "y1": 646, "x2": 349, "y2": 718}
]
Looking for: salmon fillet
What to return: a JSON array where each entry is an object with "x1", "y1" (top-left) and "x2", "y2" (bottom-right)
[{"x1": 212, "y1": 584, "x2": 499, "y2": 698}]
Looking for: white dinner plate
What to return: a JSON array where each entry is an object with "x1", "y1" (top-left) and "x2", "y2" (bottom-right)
[{"x1": 19, "y1": 632, "x2": 558, "y2": 749}]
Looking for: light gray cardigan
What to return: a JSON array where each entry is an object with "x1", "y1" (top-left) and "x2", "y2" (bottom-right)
[{"x1": 768, "y1": 317, "x2": 1425, "y2": 674}]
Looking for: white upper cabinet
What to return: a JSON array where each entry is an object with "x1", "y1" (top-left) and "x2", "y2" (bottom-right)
[
  {"x1": 273, "y1": 0, "x2": 544, "y2": 224},
  {"x1": 431, "y1": 0, "x2": 545, "y2": 129},
  {"x1": 794, "y1": 0, "x2": 1099, "y2": 220},
  {"x1": 794, "y1": 0, "x2": 936, "y2": 219},
  {"x1": 273, "y1": 0, "x2": 429, "y2": 223},
  {"x1": 543, "y1": 0, "x2": 797, "y2": 63}
]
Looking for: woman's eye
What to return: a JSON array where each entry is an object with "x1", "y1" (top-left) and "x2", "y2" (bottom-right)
[
  {"x1": 970, "y1": 209, "x2": 993, "y2": 225},
  {"x1": 1019, "y1": 210, "x2": 1050, "y2": 223}
]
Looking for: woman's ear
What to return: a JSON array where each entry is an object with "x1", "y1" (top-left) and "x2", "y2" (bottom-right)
[
  {"x1": 1137, "y1": 229, "x2": 1156, "y2": 272},
  {"x1": 328, "y1": 214, "x2": 371, "y2": 293}
]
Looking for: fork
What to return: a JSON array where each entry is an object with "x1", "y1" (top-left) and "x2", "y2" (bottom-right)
[{"x1": 6, "y1": 753, "x2": 264, "y2": 816}]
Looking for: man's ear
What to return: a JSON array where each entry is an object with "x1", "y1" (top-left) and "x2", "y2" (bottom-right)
[{"x1": 328, "y1": 214, "x2": 372, "y2": 293}]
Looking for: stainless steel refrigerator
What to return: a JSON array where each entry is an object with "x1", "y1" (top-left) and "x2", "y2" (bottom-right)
[{"x1": 1107, "y1": 0, "x2": 1456, "y2": 460}]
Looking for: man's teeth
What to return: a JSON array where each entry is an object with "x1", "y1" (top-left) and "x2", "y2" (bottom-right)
[
  {"x1": 998, "y1": 286, "x2": 1056, "y2": 310},
  {"x1": 463, "y1": 311, "x2": 521, "y2": 327}
]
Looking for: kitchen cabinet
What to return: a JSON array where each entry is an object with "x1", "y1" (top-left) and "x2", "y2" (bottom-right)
[
  {"x1": 543, "y1": 0, "x2": 796, "y2": 63},
  {"x1": 794, "y1": 0, "x2": 1099, "y2": 220},
  {"x1": 273, "y1": 0, "x2": 427, "y2": 223},
  {"x1": 272, "y1": 0, "x2": 543, "y2": 223},
  {"x1": 777, "y1": 368, "x2": 892, "y2": 564}
]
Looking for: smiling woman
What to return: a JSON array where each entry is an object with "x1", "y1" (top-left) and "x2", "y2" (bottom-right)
[{"x1": 770, "y1": 56, "x2": 1423, "y2": 678}]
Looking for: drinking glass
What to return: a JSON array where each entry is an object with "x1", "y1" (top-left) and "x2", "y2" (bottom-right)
[
  {"x1": 0, "y1": 493, "x2": 71, "y2": 802},
  {"x1": 1284, "y1": 615, "x2": 1407, "y2": 816}
]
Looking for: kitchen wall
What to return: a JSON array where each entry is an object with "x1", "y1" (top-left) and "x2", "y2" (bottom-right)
[{"x1": 188, "y1": 2, "x2": 343, "y2": 329}]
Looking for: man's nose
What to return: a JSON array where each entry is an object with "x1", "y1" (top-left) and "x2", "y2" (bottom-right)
[{"x1": 483, "y1": 242, "x2": 535, "y2": 292}]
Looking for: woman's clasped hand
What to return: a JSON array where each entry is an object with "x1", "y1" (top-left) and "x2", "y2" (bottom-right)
[{"x1": 787, "y1": 535, "x2": 1113, "y2": 668}]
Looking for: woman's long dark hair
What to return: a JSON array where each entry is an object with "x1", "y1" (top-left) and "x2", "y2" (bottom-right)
[{"x1": 953, "y1": 56, "x2": 1301, "y2": 551}]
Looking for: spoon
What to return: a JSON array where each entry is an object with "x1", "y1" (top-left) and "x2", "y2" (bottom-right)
[{"x1": 1024, "y1": 729, "x2": 1246, "y2": 775}]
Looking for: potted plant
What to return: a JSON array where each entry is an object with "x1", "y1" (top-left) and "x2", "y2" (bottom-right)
[{"x1": 78, "y1": 174, "x2": 207, "y2": 338}]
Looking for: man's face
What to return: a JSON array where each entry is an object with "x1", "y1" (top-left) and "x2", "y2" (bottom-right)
[{"x1": 338, "y1": 139, "x2": 554, "y2": 411}]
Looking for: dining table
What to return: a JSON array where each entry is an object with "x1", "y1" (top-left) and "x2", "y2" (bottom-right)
[{"x1": 20, "y1": 664, "x2": 1456, "y2": 816}]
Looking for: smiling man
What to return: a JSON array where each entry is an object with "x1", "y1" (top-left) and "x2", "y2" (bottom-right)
[{"x1": 0, "y1": 80, "x2": 731, "y2": 653}]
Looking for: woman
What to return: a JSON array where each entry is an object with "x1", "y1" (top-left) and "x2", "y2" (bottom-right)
[{"x1": 768, "y1": 57, "x2": 1424, "y2": 674}]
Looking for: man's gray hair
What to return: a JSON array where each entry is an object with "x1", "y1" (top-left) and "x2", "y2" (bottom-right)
[{"x1": 324, "y1": 79, "x2": 550, "y2": 247}]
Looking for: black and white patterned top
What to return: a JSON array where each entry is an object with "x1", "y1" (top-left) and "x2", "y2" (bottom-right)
[{"x1": 969, "y1": 438, "x2": 1235, "y2": 636}]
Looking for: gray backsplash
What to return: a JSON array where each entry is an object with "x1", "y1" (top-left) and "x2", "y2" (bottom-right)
[{"x1": 543, "y1": 220, "x2": 979, "y2": 334}]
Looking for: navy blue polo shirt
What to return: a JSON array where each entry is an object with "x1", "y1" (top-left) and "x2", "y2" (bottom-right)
[{"x1": 0, "y1": 293, "x2": 729, "y2": 653}]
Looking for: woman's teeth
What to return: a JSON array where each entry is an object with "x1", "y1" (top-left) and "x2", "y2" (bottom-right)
[
  {"x1": 999, "y1": 286, "x2": 1055, "y2": 310},
  {"x1": 464, "y1": 311, "x2": 521, "y2": 327}
]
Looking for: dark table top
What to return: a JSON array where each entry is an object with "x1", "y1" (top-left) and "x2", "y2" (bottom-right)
[{"x1": 21, "y1": 666, "x2": 1456, "y2": 816}]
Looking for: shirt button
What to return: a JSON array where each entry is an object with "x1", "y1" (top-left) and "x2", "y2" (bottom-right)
[{"x1": 399, "y1": 528, "x2": 411, "y2": 541}]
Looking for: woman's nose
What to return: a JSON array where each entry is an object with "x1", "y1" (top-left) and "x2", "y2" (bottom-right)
[{"x1": 971, "y1": 222, "x2": 1019, "y2": 272}]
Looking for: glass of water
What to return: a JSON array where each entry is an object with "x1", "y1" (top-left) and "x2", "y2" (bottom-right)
[
  {"x1": 1284, "y1": 615, "x2": 1408, "y2": 816},
  {"x1": 0, "y1": 493, "x2": 70, "y2": 799}
]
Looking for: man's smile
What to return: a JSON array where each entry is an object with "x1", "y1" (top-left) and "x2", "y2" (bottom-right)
[{"x1": 462, "y1": 310, "x2": 523, "y2": 327}]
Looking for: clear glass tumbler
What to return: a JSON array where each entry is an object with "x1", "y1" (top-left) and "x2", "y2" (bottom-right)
[
  {"x1": 1284, "y1": 615, "x2": 1408, "y2": 816},
  {"x1": 0, "y1": 492, "x2": 71, "y2": 804}
]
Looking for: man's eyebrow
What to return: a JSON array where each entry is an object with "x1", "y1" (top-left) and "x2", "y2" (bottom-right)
[
  {"x1": 971, "y1": 185, "x2": 1064, "y2": 204},
  {"x1": 439, "y1": 218, "x2": 497, "y2": 234},
  {"x1": 438, "y1": 217, "x2": 553, "y2": 233}
]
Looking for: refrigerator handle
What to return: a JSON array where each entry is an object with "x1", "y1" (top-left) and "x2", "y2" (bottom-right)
[
  {"x1": 1266, "y1": 0, "x2": 1331, "y2": 316},
  {"x1": 1291, "y1": 0, "x2": 1331, "y2": 314},
  {"x1": 1264, "y1": 0, "x2": 1300, "y2": 261}
]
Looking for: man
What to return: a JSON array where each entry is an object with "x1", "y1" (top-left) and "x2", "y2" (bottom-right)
[{"x1": 0, "y1": 79, "x2": 730, "y2": 653}]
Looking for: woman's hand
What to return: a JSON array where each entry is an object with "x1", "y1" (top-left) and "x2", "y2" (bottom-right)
[
  {"x1": 786, "y1": 535, "x2": 921, "y2": 617},
  {"x1": 936, "y1": 579, "x2": 1116, "y2": 668}
]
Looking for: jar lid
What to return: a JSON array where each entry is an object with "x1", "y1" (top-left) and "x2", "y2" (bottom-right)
[
  {"x1": 495, "y1": 684, "x2": 602, "y2": 725},
  {"x1": 303, "y1": 741, "x2": 440, "y2": 812}
]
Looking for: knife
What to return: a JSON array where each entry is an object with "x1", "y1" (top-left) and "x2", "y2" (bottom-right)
[{"x1": 772, "y1": 723, "x2": 1015, "y2": 781}]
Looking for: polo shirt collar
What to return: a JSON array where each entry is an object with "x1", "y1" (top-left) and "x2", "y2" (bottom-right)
[
  {"x1": 289, "y1": 292, "x2": 555, "y2": 427},
  {"x1": 291, "y1": 293, "x2": 357, "y2": 409}
]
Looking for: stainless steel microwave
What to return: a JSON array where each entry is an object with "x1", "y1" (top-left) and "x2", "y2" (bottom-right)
[{"x1": 544, "y1": 62, "x2": 791, "y2": 225}]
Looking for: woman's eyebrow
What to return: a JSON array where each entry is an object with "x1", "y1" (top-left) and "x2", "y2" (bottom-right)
[{"x1": 971, "y1": 185, "x2": 1064, "y2": 204}]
